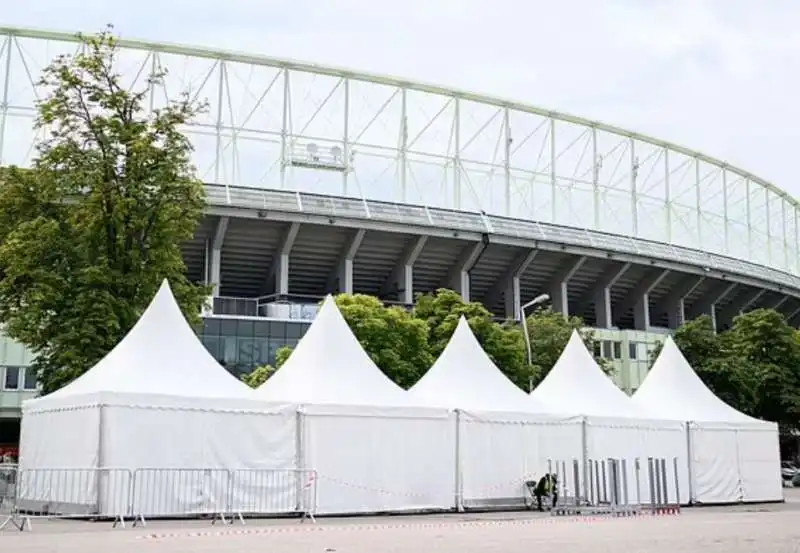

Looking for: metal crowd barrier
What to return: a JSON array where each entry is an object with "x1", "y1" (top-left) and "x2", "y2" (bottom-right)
[
  {"x1": 547, "y1": 457, "x2": 681, "y2": 518},
  {"x1": 0, "y1": 467, "x2": 317, "y2": 532}
]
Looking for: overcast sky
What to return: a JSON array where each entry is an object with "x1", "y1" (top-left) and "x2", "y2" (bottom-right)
[{"x1": 6, "y1": 0, "x2": 800, "y2": 196}]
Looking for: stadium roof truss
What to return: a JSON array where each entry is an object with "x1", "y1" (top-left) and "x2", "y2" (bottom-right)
[{"x1": 1, "y1": 26, "x2": 800, "y2": 297}]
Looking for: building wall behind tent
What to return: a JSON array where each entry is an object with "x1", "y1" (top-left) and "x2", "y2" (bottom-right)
[
  {"x1": 456, "y1": 411, "x2": 584, "y2": 508},
  {"x1": 584, "y1": 417, "x2": 690, "y2": 505},
  {"x1": 300, "y1": 405, "x2": 456, "y2": 514}
]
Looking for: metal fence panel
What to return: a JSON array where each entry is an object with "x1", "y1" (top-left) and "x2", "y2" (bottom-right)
[
  {"x1": 229, "y1": 468, "x2": 316, "y2": 516},
  {"x1": 14, "y1": 468, "x2": 131, "y2": 518},
  {"x1": 131, "y1": 468, "x2": 231, "y2": 518},
  {"x1": 0, "y1": 465, "x2": 17, "y2": 514}
]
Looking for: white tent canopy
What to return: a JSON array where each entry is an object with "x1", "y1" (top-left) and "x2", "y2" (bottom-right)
[
  {"x1": 409, "y1": 316, "x2": 547, "y2": 413},
  {"x1": 255, "y1": 294, "x2": 414, "y2": 407},
  {"x1": 530, "y1": 330, "x2": 642, "y2": 418},
  {"x1": 633, "y1": 336, "x2": 763, "y2": 424},
  {"x1": 633, "y1": 336, "x2": 782, "y2": 504},
  {"x1": 39, "y1": 279, "x2": 254, "y2": 403},
  {"x1": 255, "y1": 294, "x2": 455, "y2": 515}
]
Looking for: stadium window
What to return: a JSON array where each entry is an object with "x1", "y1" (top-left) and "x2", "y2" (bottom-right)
[
  {"x1": 613, "y1": 341, "x2": 622, "y2": 359},
  {"x1": 628, "y1": 343, "x2": 638, "y2": 360},
  {"x1": 203, "y1": 318, "x2": 221, "y2": 337},
  {"x1": 593, "y1": 342, "x2": 602, "y2": 357},
  {"x1": 254, "y1": 320, "x2": 270, "y2": 338},
  {"x1": 3, "y1": 367, "x2": 19, "y2": 390},
  {"x1": 602, "y1": 341, "x2": 612, "y2": 359},
  {"x1": 23, "y1": 367, "x2": 37, "y2": 390}
]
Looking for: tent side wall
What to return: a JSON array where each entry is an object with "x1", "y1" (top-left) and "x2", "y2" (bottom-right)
[
  {"x1": 689, "y1": 421, "x2": 783, "y2": 504},
  {"x1": 456, "y1": 411, "x2": 584, "y2": 508},
  {"x1": 103, "y1": 400, "x2": 298, "y2": 517},
  {"x1": 17, "y1": 402, "x2": 102, "y2": 514},
  {"x1": 585, "y1": 417, "x2": 690, "y2": 505},
  {"x1": 301, "y1": 405, "x2": 455, "y2": 515}
]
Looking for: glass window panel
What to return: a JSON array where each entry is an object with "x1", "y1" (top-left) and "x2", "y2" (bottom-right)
[
  {"x1": 220, "y1": 319, "x2": 238, "y2": 336},
  {"x1": 285, "y1": 322, "x2": 305, "y2": 339},
  {"x1": 237, "y1": 338, "x2": 257, "y2": 367},
  {"x1": 237, "y1": 320, "x2": 254, "y2": 339},
  {"x1": 268, "y1": 321, "x2": 287, "y2": 340},
  {"x1": 222, "y1": 336, "x2": 238, "y2": 364},
  {"x1": 203, "y1": 318, "x2": 221, "y2": 336},
  {"x1": 254, "y1": 321, "x2": 270, "y2": 338},
  {"x1": 23, "y1": 367, "x2": 37, "y2": 390},
  {"x1": 4, "y1": 367, "x2": 19, "y2": 390}
]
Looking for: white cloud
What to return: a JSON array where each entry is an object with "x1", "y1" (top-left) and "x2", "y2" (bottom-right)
[{"x1": 5, "y1": 0, "x2": 800, "y2": 194}]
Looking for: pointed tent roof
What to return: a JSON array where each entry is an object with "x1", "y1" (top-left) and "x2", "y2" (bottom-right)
[
  {"x1": 41, "y1": 279, "x2": 254, "y2": 400},
  {"x1": 530, "y1": 330, "x2": 643, "y2": 418},
  {"x1": 633, "y1": 336, "x2": 764, "y2": 424},
  {"x1": 409, "y1": 316, "x2": 550, "y2": 413},
  {"x1": 255, "y1": 295, "x2": 413, "y2": 407}
]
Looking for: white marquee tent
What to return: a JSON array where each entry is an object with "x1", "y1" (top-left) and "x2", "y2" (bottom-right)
[
  {"x1": 633, "y1": 336, "x2": 782, "y2": 503},
  {"x1": 530, "y1": 330, "x2": 689, "y2": 504},
  {"x1": 409, "y1": 316, "x2": 583, "y2": 508},
  {"x1": 18, "y1": 280, "x2": 296, "y2": 517},
  {"x1": 255, "y1": 295, "x2": 454, "y2": 515}
]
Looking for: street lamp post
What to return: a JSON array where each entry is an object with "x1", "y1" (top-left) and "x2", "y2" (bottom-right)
[{"x1": 519, "y1": 294, "x2": 550, "y2": 391}]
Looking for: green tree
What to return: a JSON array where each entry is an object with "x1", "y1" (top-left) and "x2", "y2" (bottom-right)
[
  {"x1": 240, "y1": 346, "x2": 292, "y2": 388},
  {"x1": 523, "y1": 307, "x2": 609, "y2": 383},
  {"x1": 241, "y1": 364, "x2": 276, "y2": 388},
  {"x1": 412, "y1": 288, "x2": 533, "y2": 390},
  {"x1": 0, "y1": 27, "x2": 208, "y2": 394},
  {"x1": 723, "y1": 309, "x2": 800, "y2": 432}
]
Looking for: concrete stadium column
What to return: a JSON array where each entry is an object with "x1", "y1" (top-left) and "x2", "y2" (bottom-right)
[
  {"x1": 265, "y1": 222, "x2": 300, "y2": 297},
  {"x1": 652, "y1": 275, "x2": 705, "y2": 329},
  {"x1": 327, "y1": 229, "x2": 366, "y2": 294},
  {"x1": 482, "y1": 249, "x2": 537, "y2": 320},
  {"x1": 206, "y1": 216, "x2": 229, "y2": 297},
  {"x1": 548, "y1": 256, "x2": 586, "y2": 318},
  {"x1": 443, "y1": 239, "x2": 487, "y2": 302},
  {"x1": 717, "y1": 288, "x2": 765, "y2": 329},
  {"x1": 381, "y1": 236, "x2": 428, "y2": 304},
  {"x1": 502, "y1": 250, "x2": 538, "y2": 320},
  {"x1": 613, "y1": 269, "x2": 670, "y2": 330},
  {"x1": 688, "y1": 282, "x2": 737, "y2": 332},
  {"x1": 586, "y1": 262, "x2": 631, "y2": 329}
]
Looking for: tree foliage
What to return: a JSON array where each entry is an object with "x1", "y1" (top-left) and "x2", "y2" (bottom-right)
[
  {"x1": 0, "y1": 27, "x2": 208, "y2": 393},
  {"x1": 240, "y1": 346, "x2": 292, "y2": 389}
]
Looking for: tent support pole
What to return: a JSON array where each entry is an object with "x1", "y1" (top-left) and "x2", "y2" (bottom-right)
[
  {"x1": 97, "y1": 403, "x2": 107, "y2": 516},
  {"x1": 685, "y1": 421, "x2": 694, "y2": 505},
  {"x1": 454, "y1": 409, "x2": 463, "y2": 512},
  {"x1": 581, "y1": 417, "x2": 589, "y2": 504}
]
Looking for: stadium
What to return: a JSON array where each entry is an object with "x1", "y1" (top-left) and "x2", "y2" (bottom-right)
[{"x1": 1, "y1": 25, "x2": 800, "y2": 441}]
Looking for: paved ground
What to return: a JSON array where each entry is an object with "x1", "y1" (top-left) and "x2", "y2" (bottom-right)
[{"x1": 2, "y1": 489, "x2": 799, "y2": 553}]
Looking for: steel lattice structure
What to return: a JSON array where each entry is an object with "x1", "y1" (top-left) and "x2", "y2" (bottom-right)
[{"x1": 1, "y1": 26, "x2": 798, "y2": 282}]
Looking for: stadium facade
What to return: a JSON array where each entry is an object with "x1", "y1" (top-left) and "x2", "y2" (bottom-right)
[{"x1": 2, "y1": 27, "x2": 800, "y2": 445}]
